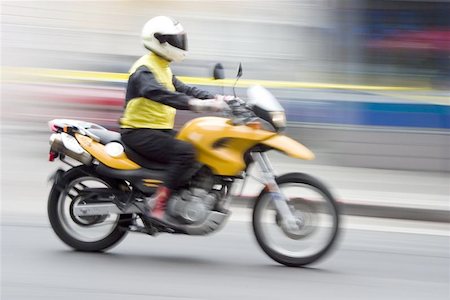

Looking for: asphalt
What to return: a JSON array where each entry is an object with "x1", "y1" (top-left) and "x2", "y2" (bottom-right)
[{"x1": 2, "y1": 221, "x2": 449, "y2": 300}]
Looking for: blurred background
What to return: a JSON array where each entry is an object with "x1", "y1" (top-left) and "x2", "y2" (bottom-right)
[
  {"x1": 1, "y1": 1, "x2": 449, "y2": 299},
  {"x1": 2, "y1": 0, "x2": 449, "y2": 170}
]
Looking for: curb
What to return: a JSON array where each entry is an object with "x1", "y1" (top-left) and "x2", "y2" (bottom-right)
[{"x1": 231, "y1": 196, "x2": 450, "y2": 223}]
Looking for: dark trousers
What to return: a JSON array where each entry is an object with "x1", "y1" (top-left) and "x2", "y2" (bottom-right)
[{"x1": 121, "y1": 128, "x2": 196, "y2": 190}]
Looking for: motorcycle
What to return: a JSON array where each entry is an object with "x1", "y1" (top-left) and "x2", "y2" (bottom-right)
[{"x1": 47, "y1": 80, "x2": 339, "y2": 267}]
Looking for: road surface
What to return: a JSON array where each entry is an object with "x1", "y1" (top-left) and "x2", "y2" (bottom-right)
[{"x1": 1, "y1": 218, "x2": 449, "y2": 300}]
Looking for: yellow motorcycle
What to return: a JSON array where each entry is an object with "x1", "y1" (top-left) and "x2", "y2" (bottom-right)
[{"x1": 47, "y1": 85, "x2": 339, "y2": 267}]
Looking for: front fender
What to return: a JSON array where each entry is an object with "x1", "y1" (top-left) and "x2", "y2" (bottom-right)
[{"x1": 261, "y1": 135, "x2": 315, "y2": 160}]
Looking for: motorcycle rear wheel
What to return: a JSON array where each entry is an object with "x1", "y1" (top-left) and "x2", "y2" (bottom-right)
[
  {"x1": 252, "y1": 172, "x2": 340, "y2": 267},
  {"x1": 48, "y1": 166, "x2": 129, "y2": 252}
]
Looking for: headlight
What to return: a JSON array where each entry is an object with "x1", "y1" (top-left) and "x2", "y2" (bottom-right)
[{"x1": 270, "y1": 111, "x2": 286, "y2": 128}]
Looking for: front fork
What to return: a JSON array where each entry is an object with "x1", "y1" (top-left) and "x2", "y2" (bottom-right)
[{"x1": 252, "y1": 153, "x2": 300, "y2": 231}]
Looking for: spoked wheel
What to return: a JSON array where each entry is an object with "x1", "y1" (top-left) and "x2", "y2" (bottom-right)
[
  {"x1": 48, "y1": 166, "x2": 129, "y2": 251},
  {"x1": 252, "y1": 173, "x2": 340, "y2": 267}
]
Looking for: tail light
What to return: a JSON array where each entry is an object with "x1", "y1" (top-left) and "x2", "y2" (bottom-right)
[{"x1": 49, "y1": 151, "x2": 57, "y2": 161}]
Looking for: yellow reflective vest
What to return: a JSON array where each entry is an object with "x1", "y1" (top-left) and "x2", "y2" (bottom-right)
[{"x1": 120, "y1": 53, "x2": 177, "y2": 129}]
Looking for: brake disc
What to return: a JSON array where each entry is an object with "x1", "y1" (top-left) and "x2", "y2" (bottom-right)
[{"x1": 275, "y1": 197, "x2": 318, "y2": 240}]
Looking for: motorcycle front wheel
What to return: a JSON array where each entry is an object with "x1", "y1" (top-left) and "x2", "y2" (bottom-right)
[
  {"x1": 48, "y1": 166, "x2": 129, "y2": 252},
  {"x1": 252, "y1": 172, "x2": 340, "y2": 267}
]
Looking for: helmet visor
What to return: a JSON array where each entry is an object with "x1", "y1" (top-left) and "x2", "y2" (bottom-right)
[{"x1": 155, "y1": 33, "x2": 187, "y2": 51}]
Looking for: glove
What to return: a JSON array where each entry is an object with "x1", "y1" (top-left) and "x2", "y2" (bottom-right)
[
  {"x1": 215, "y1": 95, "x2": 235, "y2": 103},
  {"x1": 188, "y1": 98, "x2": 229, "y2": 113},
  {"x1": 217, "y1": 95, "x2": 246, "y2": 109}
]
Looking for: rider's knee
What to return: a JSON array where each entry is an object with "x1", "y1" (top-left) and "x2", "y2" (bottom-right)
[{"x1": 176, "y1": 141, "x2": 196, "y2": 162}]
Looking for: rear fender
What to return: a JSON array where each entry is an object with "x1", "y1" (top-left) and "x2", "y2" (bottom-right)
[{"x1": 48, "y1": 168, "x2": 67, "y2": 192}]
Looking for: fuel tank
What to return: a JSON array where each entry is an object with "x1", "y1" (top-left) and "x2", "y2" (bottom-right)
[{"x1": 177, "y1": 117, "x2": 276, "y2": 176}]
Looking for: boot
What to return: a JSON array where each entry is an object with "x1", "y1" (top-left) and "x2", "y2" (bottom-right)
[
  {"x1": 141, "y1": 186, "x2": 184, "y2": 233},
  {"x1": 150, "y1": 186, "x2": 171, "y2": 220}
]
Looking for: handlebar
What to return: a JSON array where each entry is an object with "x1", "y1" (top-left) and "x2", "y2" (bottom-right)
[{"x1": 224, "y1": 98, "x2": 258, "y2": 125}]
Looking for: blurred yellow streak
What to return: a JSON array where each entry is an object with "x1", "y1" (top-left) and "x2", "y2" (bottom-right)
[
  {"x1": 2, "y1": 66, "x2": 430, "y2": 91},
  {"x1": 2, "y1": 67, "x2": 128, "y2": 83},
  {"x1": 177, "y1": 77, "x2": 430, "y2": 91}
]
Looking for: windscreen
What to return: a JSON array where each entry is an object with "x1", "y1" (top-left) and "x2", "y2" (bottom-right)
[{"x1": 246, "y1": 85, "x2": 284, "y2": 112}]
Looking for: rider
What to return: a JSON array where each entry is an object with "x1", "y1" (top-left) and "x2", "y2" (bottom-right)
[{"x1": 120, "y1": 16, "x2": 228, "y2": 225}]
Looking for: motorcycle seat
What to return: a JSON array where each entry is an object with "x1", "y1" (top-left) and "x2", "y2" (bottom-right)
[{"x1": 88, "y1": 129, "x2": 166, "y2": 171}]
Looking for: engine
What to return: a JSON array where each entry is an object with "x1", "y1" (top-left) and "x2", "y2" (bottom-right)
[
  {"x1": 167, "y1": 188, "x2": 219, "y2": 224},
  {"x1": 166, "y1": 167, "x2": 223, "y2": 224}
]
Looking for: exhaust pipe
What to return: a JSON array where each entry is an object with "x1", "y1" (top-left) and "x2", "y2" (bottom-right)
[{"x1": 50, "y1": 133, "x2": 93, "y2": 165}]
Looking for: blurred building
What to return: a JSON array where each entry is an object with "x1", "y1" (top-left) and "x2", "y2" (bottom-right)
[
  {"x1": 1, "y1": 1, "x2": 335, "y2": 81},
  {"x1": 360, "y1": 0, "x2": 450, "y2": 86},
  {"x1": 2, "y1": 0, "x2": 447, "y2": 84},
  {"x1": 2, "y1": 1, "x2": 448, "y2": 86}
]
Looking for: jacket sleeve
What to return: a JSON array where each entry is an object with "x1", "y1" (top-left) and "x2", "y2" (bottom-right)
[
  {"x1": 172, "y1": 76, "x2": 215, "y2": 100},
  {"x1": 127, "y1": 66, "x2": 192, "y2": 110}
]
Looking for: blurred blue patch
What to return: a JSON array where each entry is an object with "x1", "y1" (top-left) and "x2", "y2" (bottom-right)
[{"x1": 283, "y1": 100, "x2": 450, "y2": 129}]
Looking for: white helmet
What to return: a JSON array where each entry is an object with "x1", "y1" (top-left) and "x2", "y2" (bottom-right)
[{"x1": 141, "y1": 16, "x2": 188, "y2": 62}]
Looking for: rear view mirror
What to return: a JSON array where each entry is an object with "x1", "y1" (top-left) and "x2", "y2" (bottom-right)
[
  {"x1": 213, "y1": 63, "x2": 225, "y2": 80},
  {"x1": 237, "y1": 63, "x2": 243, "y2": 78}
]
